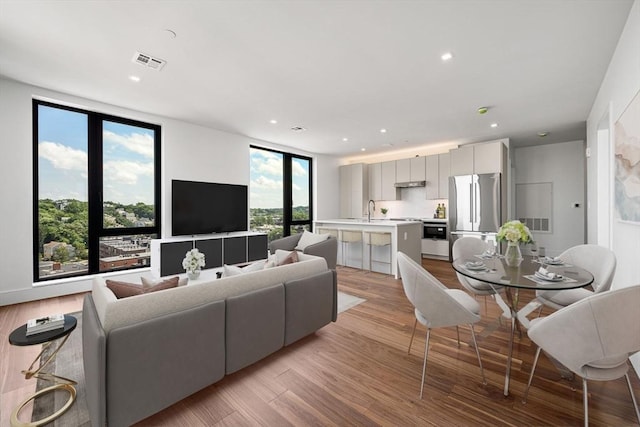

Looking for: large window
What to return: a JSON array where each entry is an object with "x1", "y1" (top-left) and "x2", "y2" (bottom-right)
[
  {"x1": 33, "y1": 100, "x2": 161, "y2": 281},
  {"x1": 249, "y1": 146, "x2": 312, "y2": 241}
]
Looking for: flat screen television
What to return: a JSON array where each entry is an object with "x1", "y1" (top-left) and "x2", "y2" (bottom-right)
[{"x1": 171, "y1": 180, "x2": 248, "y2": 236}]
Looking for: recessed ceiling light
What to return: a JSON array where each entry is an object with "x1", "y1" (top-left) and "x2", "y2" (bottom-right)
[
  {"x1": 361, "y1": 148, "x2": 366, "y2": 152},
  {"x1": 441, "y1": 52, "x2": 454, "y2": 61},
  {"x1": 269, "y1": 119, "x2": 278, "y2": 124},
  {"x1": 164, "y1": 29, "x2": 177, "y2": 39},
  {"x1": 290, "y1": 126, "x2": 307, "y2": 132},
  {"x1": 477, "y1": 106, "x2": 489, "y2": 114},
  {"x1": 342, "y1": 137, "x2": 349, "y2": 142},
  {"x1": 538, "y1": 132, "x2": 549, "y2": 137},
  {"x1": 490, "y1": 123, "x2": 498, "y2": 128},
  {"x1": 129, "y1": 75, "x2": 141, "y2": 82},
  {"x1": 380, "y1": 128, "x2": 387, "y2": 133}
]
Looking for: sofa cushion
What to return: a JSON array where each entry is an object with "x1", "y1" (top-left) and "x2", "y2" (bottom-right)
[
  {"x1": 275, "y1": 249, "x2": 299, "y2": 266},
  {"x1": 141, "y1": 276, "x2": 187, "y2": 290},
  {"x1": 223, "y1": 259, "x2": 267, "y2": 277},
  {"x1": 294, "y1": 230, "x2": 330, "y2": 251},
  {"x1": 106, "y1": 280, "x2": 143, "y2": 299}
]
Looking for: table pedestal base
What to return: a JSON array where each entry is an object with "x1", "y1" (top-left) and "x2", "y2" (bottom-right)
[{"x1": 10, "y1": 383, "x2": 76, "y2": 427}]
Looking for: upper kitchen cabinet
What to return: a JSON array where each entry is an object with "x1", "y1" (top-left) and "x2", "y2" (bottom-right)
[
  {"x1": 395, "y1": 157, "x2": 426, "y2": 183},
  {"x1": 425, "y1": 153, "x2": 450, "y2": 199},
  {"x1": 340, "y1": 163, "x2": 368, "y2": 218},
  {"x1": 368, "y1": 161, "x2": 398, "y2": 201},
  {"x1": 381, "y1": 160, "x2": 398, "y2": 200},
  {"x1": 449, "y1": 140, "x2": 506, "y2": 176}
]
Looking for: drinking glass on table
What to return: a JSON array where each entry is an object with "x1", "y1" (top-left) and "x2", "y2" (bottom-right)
[
  {"x1": 530, "y1": 242, "x2": 539, "y2": 262},
  {"x1": 485, "y1": 240, "x2": 496, "y2": 258}
]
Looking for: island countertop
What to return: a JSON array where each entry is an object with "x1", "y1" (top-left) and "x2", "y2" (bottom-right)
[
  {"x1": 313, "y1": 219, "x2": 422, "y2": 278},
  {"x1": 314, "y1": 218, "x2": 422, "y2": 226}
]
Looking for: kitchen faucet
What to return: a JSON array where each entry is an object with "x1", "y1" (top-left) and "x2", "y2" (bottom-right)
[{"x1": 367, "y1": 200, "x2": 375, "y2": 222}]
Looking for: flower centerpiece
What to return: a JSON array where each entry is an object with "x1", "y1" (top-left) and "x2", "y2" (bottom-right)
[
  {"x1": 496, "y1": 220, "x2": 533, "y2": 266},
  {"x1": 182, "y1": 248, "x2": 205, "y2": 280}
]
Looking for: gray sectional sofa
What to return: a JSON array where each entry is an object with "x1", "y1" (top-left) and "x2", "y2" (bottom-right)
[{"x1": 82, "y1": 253, "x2": 337, "y2": 427}]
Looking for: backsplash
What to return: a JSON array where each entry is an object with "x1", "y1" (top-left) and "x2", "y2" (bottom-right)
[{"x1": 370, "y1": 187, "x2": 447, "y2": 220}]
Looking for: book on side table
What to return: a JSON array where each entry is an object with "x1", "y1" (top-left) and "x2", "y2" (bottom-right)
[{"x1": 26, "y1": 313, "x2": 65, "y2": 336}]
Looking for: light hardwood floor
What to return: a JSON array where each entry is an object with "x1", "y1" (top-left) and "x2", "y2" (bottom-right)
[{"x1": 2, "y1": 259, "x2": 639, "y2": 426}]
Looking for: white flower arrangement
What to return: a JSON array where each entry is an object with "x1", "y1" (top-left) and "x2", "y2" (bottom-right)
[
  {"x1": 182, "y1": 248, "x2": 205, "y2": 273},
  {"x1": 496, "y1": 220, "x2": 533, "y2": 244}
]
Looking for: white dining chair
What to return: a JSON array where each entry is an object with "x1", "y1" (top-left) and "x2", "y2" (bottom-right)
[
  {"x1": 397, "y1": 251, "x2": 486, "y2": 398},
  {"x1": 452, "y1": 237, "x2": 504, "y2": 310},
  {"x1": 523, "y1": 285, "x2": 640, "y2": 426},
  {"x1": 536, "y1": 244, "x2": 616, "y2": 311}
]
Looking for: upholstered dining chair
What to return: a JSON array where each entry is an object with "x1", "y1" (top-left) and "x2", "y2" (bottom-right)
[
  {"x1": 523, "y1": 285, "x2": 640, "y2": 426},
  {"x1": 452, "y1": 237, "x2": 505, "y2": 313},
  {"x1": 536, "y1": 244, "x2": 616, "y2": 311},
  {"x1": 397, "y1": 251, "x2": 486, "y2": 398}
]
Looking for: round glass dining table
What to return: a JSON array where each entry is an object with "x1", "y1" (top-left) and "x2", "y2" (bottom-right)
[{"x1": 452, "y1": 254, "x2": 594, "y2": 396}]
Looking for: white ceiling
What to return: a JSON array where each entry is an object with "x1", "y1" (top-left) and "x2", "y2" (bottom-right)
[{"x1": 0, "y1": 0, "x2": 633, "y2": 156}]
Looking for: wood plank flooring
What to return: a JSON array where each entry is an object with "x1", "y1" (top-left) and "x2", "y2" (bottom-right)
[{"x1": 1, "y1": 259, "x2": 639, "y2": 426}]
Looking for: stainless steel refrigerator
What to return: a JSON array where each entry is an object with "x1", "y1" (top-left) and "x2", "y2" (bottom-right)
[{"x1": 448, "y1": 173, "x2": 501, "y2": 260}]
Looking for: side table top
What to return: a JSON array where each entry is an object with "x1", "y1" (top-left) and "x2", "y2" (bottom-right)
[{"x1": 9, "y1": 315, "x2": 77, "y2": 346}]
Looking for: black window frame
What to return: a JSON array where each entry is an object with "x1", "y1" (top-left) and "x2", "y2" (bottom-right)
[
  {"x1": 33, "y1": 99, "x2": 161, "y2": 282},
  {"x1": 250, "y1": 145, "x2": 313, "y2": 237}
]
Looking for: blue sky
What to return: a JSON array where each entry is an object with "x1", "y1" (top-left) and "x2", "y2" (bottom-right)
[
  {"x1": 38, "y1": 104, "x2": 155, "y2": 205},
  {"x1": 250, "y1": 148, "x2": 309, "y2": 209}
]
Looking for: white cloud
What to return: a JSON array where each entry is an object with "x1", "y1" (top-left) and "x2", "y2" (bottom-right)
[
  {"x1": 103, "y1": 130, "x2": 154, "y2": 159},
  {"x1": 252, "y1": 176, "x2": 282, "y2": 190},
  {"x1": 292, "y1": 161, "x2": 307, "y2": 176},
  {"x1": 103, "y1": 160, "x2": 154, "y2": 186},
  {"x1": 39, "y1": 141, "x2": 87, "y2": 172}
]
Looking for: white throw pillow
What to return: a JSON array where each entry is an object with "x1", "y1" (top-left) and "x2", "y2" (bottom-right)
[
  {"x1": 223, "y1": 259, "x2": 267, "y2": 277},
  {"x1": 294, "y1": 230, "x2": 330, "y2": 251}
]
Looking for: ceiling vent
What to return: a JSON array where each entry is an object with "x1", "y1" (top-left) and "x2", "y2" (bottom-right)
[
  {"x1": 132, "y1": 52, "x2": 166, "y2": 71},
  {"x1": 290, "y1": 126, "x2": 307, "y2": 132}
]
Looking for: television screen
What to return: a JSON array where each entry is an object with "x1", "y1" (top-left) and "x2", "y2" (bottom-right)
[{"x1": 171, "y1": 180, "x2": 248, "y2": 236}]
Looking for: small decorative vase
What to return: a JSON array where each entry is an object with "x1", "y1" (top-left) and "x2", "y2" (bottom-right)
[
  {"x1": 187, "y1": 270, "x2": 201, "y2": 280},
  {"x1": 504, "y1": 242, "x2": 523, "y2": 267}
]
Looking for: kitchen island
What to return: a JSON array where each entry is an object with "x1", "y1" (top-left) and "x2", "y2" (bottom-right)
[{"x1": 313, "y1": 219, "x2": 422, "y2": 278}]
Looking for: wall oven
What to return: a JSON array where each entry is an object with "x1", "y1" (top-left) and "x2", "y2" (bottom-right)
[{"x1": 423, "y1": 221, "x2": 447, "y2": 240}]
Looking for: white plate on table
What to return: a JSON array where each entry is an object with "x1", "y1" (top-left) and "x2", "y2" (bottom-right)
[
  {"x1": 465, "y1": 262, "x2": 486, "y2": 271},
  {"x1": 543, "y1": 257, "x2": 564, "y2": 265},
  {"x1": 534, "y1": 271, "x2": 564, "y2": 282}
]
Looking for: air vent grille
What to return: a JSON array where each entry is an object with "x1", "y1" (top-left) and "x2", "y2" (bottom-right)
[{"x1": 132, "y1": 52, "x2": 166, "y2": 71}]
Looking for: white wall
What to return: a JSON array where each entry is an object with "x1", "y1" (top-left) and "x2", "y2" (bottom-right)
[
  {"x1": 586, "y1": 0, "x2": 640, "y2": 372},
  {"x1": 513, "y1": 141, "x2": 586, "y2": 257},
  {"x1": 0, "y1": 78, "x2": 339, "y2": 305},
  {"x1": 587, "y1": 0, "x2": 640, "y2": 289}
]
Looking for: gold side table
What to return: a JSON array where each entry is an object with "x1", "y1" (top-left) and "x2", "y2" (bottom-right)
[{"x1": 8, "y1": 315, "x2": 77, "y2": 427}]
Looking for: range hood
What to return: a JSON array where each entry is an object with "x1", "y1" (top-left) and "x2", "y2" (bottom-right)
[{"x1": 394, "y1": 180, "x2": 426, "y2": 188}]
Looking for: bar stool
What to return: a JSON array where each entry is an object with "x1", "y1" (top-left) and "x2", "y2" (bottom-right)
[
  {"x1": 339, "y1": 230, "x2": 363, "y2": 269},
  {"x1": 365, "y1": 231, "x2": 392, "y2": 274},
  {"x1": 316, "y1": 227, "x2": 339, "y2": 239}
]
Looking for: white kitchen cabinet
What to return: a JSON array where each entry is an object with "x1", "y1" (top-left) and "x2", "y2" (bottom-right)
[
  {"x1": 339, "y1": 163, "x2": 368, "y2": 218},
  {"x1": 425, "y1": 153, "x2": 450, "y2": 199},
  {"x1": 449, "y1": 141, "x2": 505, "y2": 176},
  {"x1": 381, "y1": 160, "x2": 398, "y2": 200},
  {"x1": 368, "y1": 162, "x2": 382, "y2": 200},
  {"x1": 395, "y1": 158, "x2": 411, "y2": 183},
  {"x1": 421, "y1": 239, "x2": 449, "y2": 260},
  {"x1": 438, "y1": 153, "x2": 450, "y2": 199},
  {"x1": 410, "y1": 156, "x2": 426, "y2": 181},
  {"x1": 395, "y1": 157, "x2": 426, "y2": 183}
]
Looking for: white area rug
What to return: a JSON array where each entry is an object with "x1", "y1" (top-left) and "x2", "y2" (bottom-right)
[{"x1": 337, "y1": 291, "x2": 366, "y2": 313}]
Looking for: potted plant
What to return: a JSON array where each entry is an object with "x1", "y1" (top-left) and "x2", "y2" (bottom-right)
[
  {"x1": 182, "y1": 248, "x2": 206, "y2": 279},
  {"x1": 380, "y1": 207, "x2": 388, "y2": 217}
]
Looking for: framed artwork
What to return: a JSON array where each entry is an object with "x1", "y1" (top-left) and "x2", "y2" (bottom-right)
[{"x1": 614, "y1": 89, "x2": 640, "y2": 224}]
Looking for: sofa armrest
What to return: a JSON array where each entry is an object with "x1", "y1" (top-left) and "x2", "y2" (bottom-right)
[
  {"x1": 268, "y1": 234, "x2": 302, "y2": 253},
  {"x1": 303, "y1": 236, "x2": 338, "y2": 270},
  {"x1": 82, "y1": 294, "x2": 107, "y2": 427}
]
